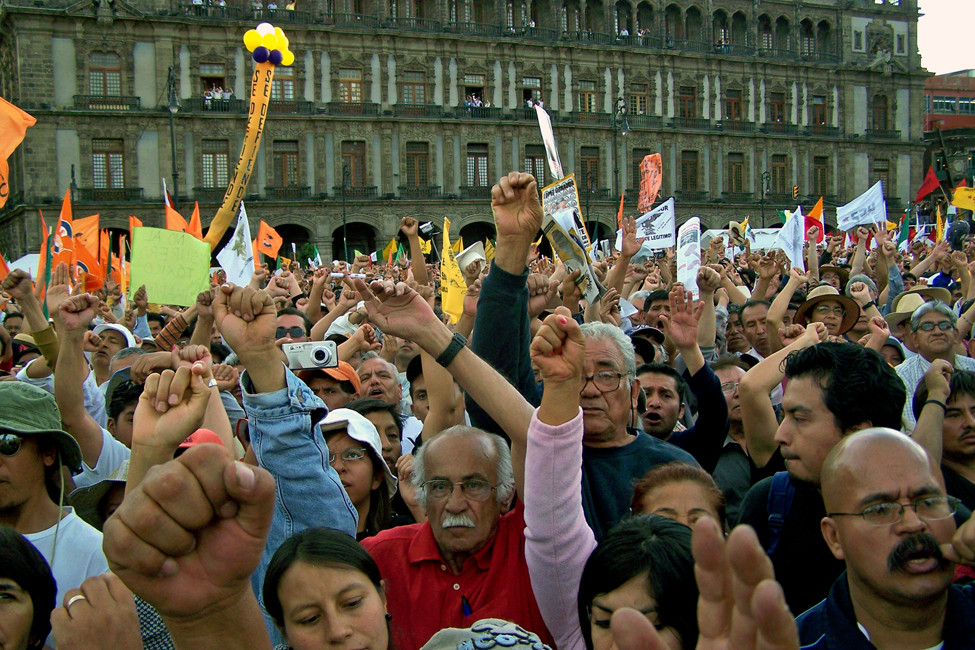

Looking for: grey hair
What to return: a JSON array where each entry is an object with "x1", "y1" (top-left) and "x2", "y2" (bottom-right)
[
  {"x1": 580, "y1": 322, "x2": 637, "y2": 377},
  {"x1": 845, "y1": 274, "x2": 877, "y2": 297},
  {"x1": 629, "y1": 290, "x2": 651, "y2": 303},
  {"x1": 411, "y1": 425, "x2": 515, "y2": 508},
  {"x1": 110, "y1": 347, "x2": 148, "y2": 365},
  {"x1": 909, "y1": 300, "x2": 957, "y2": 332}
]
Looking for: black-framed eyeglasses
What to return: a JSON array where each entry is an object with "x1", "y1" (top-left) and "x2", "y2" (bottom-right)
[
  {"x1": 421, "y1": 478, "x2": 498, "y2": 502},
  {"x1": 580, "y1": 370, "x2": 626, "y2": 393},
  {"x1": 828, "y1": 495, "x2": 959, "y2": 526},
  {"x1": 0, "y1": 433, "x2": 24, "y2": 457},
  {"x1": 276, "y1": 326, "x2": 306, "y2": 339},
  {"x1": 915, "y1": 320, "x2": 954, "y2": 333},
  {"x1": 328, "y1": 447, "x2": 368, "y2": 465},
  {"x1": 814, "y1": 305, "x2": 845, "y2": 317}
]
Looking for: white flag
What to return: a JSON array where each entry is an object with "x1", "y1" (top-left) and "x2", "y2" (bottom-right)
[
  {"x1": 216, "y1": 203, "x2": 254, "y2": 287},
  {"x1": 837, "y1": 181, "x2": 886, "y2": 231},
  {"x1": 774, "y1": 207, "x2": 805, "y2": 271},
  {"x1": 615, "y1": 197, "x2": 677, "y2": 251}
]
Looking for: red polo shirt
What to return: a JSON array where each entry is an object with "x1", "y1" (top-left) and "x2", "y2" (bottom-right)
[{"x1": 361, "y1": 501, "x2": 554, "y2": 650}]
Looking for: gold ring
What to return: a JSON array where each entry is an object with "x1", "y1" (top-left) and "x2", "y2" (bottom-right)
[{"x1": 66, "y1": 594, "x2": 88, "y2": 609}]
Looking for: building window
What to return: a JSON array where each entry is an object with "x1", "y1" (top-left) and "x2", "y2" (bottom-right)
[
  {"x1": 629, "y1": 83, "x2": 649, "y2": 115},
  {"x1": 402, "y1": 71, "x2": 426, "y2": 105},
  {"x1": 725, "y1": 89, "x2": 742, "y2": 121},
  {"x1": 631, "y1": 148, "x2": 651, "y2": 191},
  {"x1": 853, "y1": 30, "x2": 864, "y2": 51},
  {"x1": 933, "y1": 96, "x2": 958, "y2": 113},
  {"x1": 813, "y1": 156, "x2": 829, "y2": 196},
  {"x1": 769, "y1": 91, "x2": 785, "y2": 123},
  {"x1": 678, "y1": 85, "x2": 696, "y2": 118},
  {"x1": 872, "y1": 94, "x2": 888, "y2": 130},
  {"x1": 200, "y1": 63, "x2": 226, "y2": 95},
  {"x1": 960, "y1": 98, "x2": 974, "y2": 115},
  {"x1": 800, "y1": 21, "x2": 815, "y2": 55},
  {"x1": 727, "y1": 153, "x2": 745, "y2": 193},
  {"x1": 580, "y1": 146, "x2": 599, "y2": 183},
  {"x1": 342, "y1": 141, "x2": 366, "y2": 186},
  {"x1": 770, "y1": 154, "x2": 787, "y2": 194},
  {"x1": 466, "y1": 143, "x2": 489, "y2": 186},
  {"x1": 896, "y1": 34, "x2": 905, "y2": 54},
  {"x1": 811, "y1": 95, "x2": 827, "y2": 125},
  {"x1": 579, "y1": 80, "x2": 597, "y2": 113},
  {"x1": 464, "y1": 74, "x2": 485, "y2": 101},
  {"x1": 522, "y1": 76, "x2": 542, "y2": 105},
  {"x1": 524, "y1": 144, "x2": 546, "y2": 186},
  {"x1": 201, "y1": 140, "x2": 229, "y2": 188},
  {"x1": 92, "y1": 138, "x2": 124, "y2": 189},
  {"x1": 872, "y1": 158, "x2": 889, "y2": 193},
  {"x1": 272, "y1": 67, "x2": 295, "y2": 101},
  {"x1": 405, "y1": 142, "x2": 429, "y2": 186},
  {"x1": 89, "y1": 52, "x2": 121, "y2": 96},
  {"x1": 339, "y1": 69, "x2": 363, "y2": 103},
  {"x1": 680, "y1": 150, "x2": 698, "y2": 192},
  {"x1": 759, "y1": 15, "x2": 773, "y2": 49},
  {"x1": 273, "y1": 140, "x2": 299, "y2": 186}
]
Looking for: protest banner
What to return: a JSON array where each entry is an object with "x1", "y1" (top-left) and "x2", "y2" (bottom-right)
[
  {"x1": 836, "y1": 181, "x2": 886, "y2": 231},
  {"x1": 541, "y1": 174, "x2": 592, "y2": 252},
  {"x1": 615, "y1": 197, "x2": 676, "y2": 251},
  {"x1": 637, "y1": 153, "x2": 662, "y2": 213},
  {"x1": 543, "y1": 208, "x2": 605, "y2": 304},
  {"x1": 676, "y1": 217, "x2": 701, "y2": 298},
  {"x1": 953, "y1": 187, "x2": 975, "y2": 211},
  {"x1": 130, "y1": 227, "x2": 211, "y2": 306}
]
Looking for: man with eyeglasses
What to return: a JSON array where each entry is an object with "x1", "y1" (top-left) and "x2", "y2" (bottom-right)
[
  {"x1": 275, "y1": 306, "x2": 311, "y2": 343},
  {"x1": 896, "y1": 300, "x2": 975, "y2": 430},
  {"x1": 797, "y1": 428, "x2": 975, "y2": 647}
]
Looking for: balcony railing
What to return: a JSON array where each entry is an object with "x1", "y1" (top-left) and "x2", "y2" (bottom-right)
[
  {"x1": 458, "y1": 185, "x2": 493, "y2": 199},
  {"x1": 763, "y1": 193, "x2": 794, "y2": 204},
  {"x1": 444, "y1": 21, "x2": 502, "y2": 37},
  {"x1": 398, "y1": 185, "x2": 443, "y2": 199},
  {"x1": 672, "y1": 117, "x2": 710, "y2": 129},
  {"x1": 757, "y1": 47, "x2": 797, "y2": 60},
  {"x1": 333, "y1": 186, "x2": 378, "y2": 199},
  {"x1": 331, "y1": 13, "x2": 383, "y2": 28},
  {"x1": 73, "y1": 95, "x2": 140, "y2": 110},
  {"x1": 76, "y1": 187, "x2": 144, "y2": 202},
  {"x1": 268, "y1": 100, "x2": 315, "y2": 115},
  {"x1": 721, "y1": 192, "x2": 755, "y2": 203},
  {"x1": 326, "y1": 102, "x2": 380, "y2": 116},
  {"x1": 193, "y1": 187, "x2": 227, "y2": 201},
  {"x1": 182, "y1": 97, "x2": 246, "y2": 113},
  {"x1": 801, "y1": 52, "x2": 840, "y2": 64},
  {"x1": 628, "y1": 114, "x2": 663, "y2": 129},
  {"x1": 675, "y1": 190, "x2": 710, "y2": 202},
  {"x1": 564, "y1": 111, "x2": 611, "y2": 126},
  {"x1": 393, "y1": 104, "x2": 443, "y2": 118},
  {"x1": 763, "y1": 122, "x2": 800, "y2": 135},
  {"x1": 806, "y1": 125, "x2": 840, "y2": 137},
  {"x1": 452, "y1": 106, "x2": 503, "y2": 120},
  {"x1": 865, "y1": 128, "x2": 902, "y2": 141},
  {"x1": 265, "y1": 186, "x2": 311, "y2": 200},
  {"x1": 385, "y1": 16, "x2": 442, "y2": 32},
  {"x1": 721, "y1": 120, "x2": 754, "y2": 133}
]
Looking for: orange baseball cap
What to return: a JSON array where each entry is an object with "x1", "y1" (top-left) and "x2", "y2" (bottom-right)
[{"x1": 297, "y1": 361, "x2": 361, "y2": 393}]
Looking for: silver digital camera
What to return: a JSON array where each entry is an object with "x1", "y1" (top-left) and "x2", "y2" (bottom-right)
[{"x1": 282, "y1": 341, "x2": 339, "y2": 370}]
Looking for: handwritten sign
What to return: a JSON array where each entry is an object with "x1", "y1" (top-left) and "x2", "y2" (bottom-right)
[
  {"x1": 637, "y1": 153, "x2": 662, "y2": 213},
  {"x1": 130, "y1": 227, "x2": 211, "y2": 307}
]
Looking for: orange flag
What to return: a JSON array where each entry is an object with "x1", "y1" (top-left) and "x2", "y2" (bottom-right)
[
  {"x1": 188, "y1": 201, "x2": 204, "y2": 240},
  {"x1": 804, "y1": 197, "x2": 825, "y2": 243},
  {"x1": 99, "y1": 229, "x2": 111, "y2": 271},
  {"x1": 0, "y1": 251, "x2": 9, "y2": 282},
  {"x1": 616, "y1": 191, "x2": 625, "y2": 229},
  {"x1": 256, "y1": 220, "x2": 283, "y2": 259},
  {"x1": 251, "y1": 238, "x2": 261, "y2": 269},
  {"x1": 73, "y1": 236, "x2": 104, "y2": 291},
  {"x1": 51, "y1": 190, "x2": 74, "y2": 271},
  {"x1": 165, "y1": 205, "x2": 190, "y2": 233},
  {"x1": 0, "y1": 97, "x2": 37, "y2": 209},
  {"x1": 73, "y1": 214, "x2": 100, "y2": 256},
  {"x1": 36, "y1": 210, "x2": 49, "y2": 289},
  {"x1": 129, "y1": 215, "x2": 143, "y2": 238}
]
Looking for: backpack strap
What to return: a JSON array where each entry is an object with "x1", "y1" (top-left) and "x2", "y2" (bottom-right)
[{"x1": 766, "y1": 471, "x2": 796, "y2": 557}]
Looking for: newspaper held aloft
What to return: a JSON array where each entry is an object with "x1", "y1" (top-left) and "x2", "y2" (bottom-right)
[
  {"x1": 541, "y1": 175, "x2": 593, "y2": 253},
  {"x1": 676, "y1": 217, "x2": 701, "y2": 299},
  {"x1": 614, "y1": 197, "x2": 676, "y2": 251},
  {"x1": 542, "y1": 207, "x2": 606, "y2": 305}
]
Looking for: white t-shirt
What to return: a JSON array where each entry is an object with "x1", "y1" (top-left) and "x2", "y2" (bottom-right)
[
  {"x1": 25, "y1": 508, "x2": 109, "y2": 648},
  {"x1": 16, "y1": 361, "x2": 108, "y2": 428},
  {"x1": 72, "y1": 427, "x2": 131, "y2": 489}
]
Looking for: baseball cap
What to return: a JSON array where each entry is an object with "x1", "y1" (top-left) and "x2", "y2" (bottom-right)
[
  {"x1": 420, "y1": 619, "x2": 552, "y2": 650},
  {"x1": 630, "y1": 325, "x2": 665, "y2": 346},
  {"x1": 405, "y1": 354, "x2": 423, "y2": 386},
  {"x1": 298, "y1": 360, "x2": 362, "y2": 393},
  {"x1": 178, "y1": 428, "x2": 225, "y2": 449},
  {"x1": 0, "y1": 381, "x2": 83, "y2": 474},
  {"x1": 318, "y1": 408, "x2": 396, "y2": 494},
  {"x1": 93, "y1": 323, "x2": 137, "y2": 349}
]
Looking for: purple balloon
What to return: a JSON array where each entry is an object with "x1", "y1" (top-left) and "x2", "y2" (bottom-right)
[
  {"x1": 252, "y1": 47, "x2": 269, "y2": 63},
  {"x1": 269, "y1": 49, "x2": 283, "y2": 65}
]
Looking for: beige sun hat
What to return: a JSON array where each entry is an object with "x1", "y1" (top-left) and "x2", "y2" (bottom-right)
[{"x1": 794, "y1": 285, "x2": 860, "y2": 335}]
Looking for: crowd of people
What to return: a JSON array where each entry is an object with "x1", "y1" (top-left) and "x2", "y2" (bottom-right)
[{"x1": 2, "y1": 171, "x2": 975, "y2": 650}]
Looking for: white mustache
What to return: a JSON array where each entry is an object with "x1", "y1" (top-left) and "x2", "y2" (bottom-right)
[{"x1": 441, "y1": 513, "x2": 476, "y2": 528}]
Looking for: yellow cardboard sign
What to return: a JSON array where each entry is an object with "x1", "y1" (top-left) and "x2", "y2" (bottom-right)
[
  {"x1": 952, "y1": 187, "x2": 975, "y2": 212},
  {"x1": 129, "y1": 227, "x2": 211, "y2": 306},
  {"x1": 439, "y1": 218, "x2": 466, "y2": 323}
]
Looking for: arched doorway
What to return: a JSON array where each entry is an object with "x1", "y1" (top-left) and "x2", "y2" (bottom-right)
[
  {"x1": 458, "y1": 221, "x2": 497, "y2": 252},
  {"x1": 332, "y1": 222, "x2": 377, "y2": 263}
]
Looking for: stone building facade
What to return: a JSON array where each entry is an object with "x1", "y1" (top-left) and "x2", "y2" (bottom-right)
[{"x1": 0, "y1": 0, "x2": 929, "y2": 260}]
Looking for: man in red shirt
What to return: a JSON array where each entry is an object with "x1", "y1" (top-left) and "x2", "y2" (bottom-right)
[{"x1": 361, "y1": 426, "x2": 552, "y2": 650}]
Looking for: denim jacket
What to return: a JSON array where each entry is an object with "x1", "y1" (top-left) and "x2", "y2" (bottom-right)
[{"x1": 242, "y1": 366, "x2": 358, "y2": 631}]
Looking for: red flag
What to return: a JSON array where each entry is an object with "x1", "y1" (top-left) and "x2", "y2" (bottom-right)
[
  {"x1": 0, "y1": 97, "x2": 37, "y2": 209},
  {"x1": 958, "y1": 179, "x2": 969, "y2": 189},
  {"x1": 915, "y1": 166, "x2": 941, "y2": 203},
  {"x1": 804, "y1": 197, "x2": 825, "y2": 243},
  {"x1": 188, "y1": 201, "x2": 203, "y2": 240}
]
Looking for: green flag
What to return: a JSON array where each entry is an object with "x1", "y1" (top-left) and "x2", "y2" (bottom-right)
[
  {"x1": 776, "y1": 209, "x2": 789, "y2": 225},
  {"x1": 897, "y1": 208, "x2": 910, "y2": 248}
]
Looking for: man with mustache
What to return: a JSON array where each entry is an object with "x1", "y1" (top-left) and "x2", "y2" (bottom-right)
[{"x1": 798, "y1": 428, "x2": 975, "y2": 648}]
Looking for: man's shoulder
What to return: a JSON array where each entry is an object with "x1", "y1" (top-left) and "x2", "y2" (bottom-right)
[
  {"x1": 630, "y1": 431, "x2": 698, "y2": 462},
  {"x1": 361, "y1": 522, "x2": 425, "y2": 553},
  {"x1": 794, "y1": 597, "x2": 830, "y2": 648},
  {"x1": 956, "y1": 355, "x2": 975, "y2": 370}
]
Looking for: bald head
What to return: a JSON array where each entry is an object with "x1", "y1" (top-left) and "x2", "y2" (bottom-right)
[{"x1": 821, "y1": 428, "x2": 931, "y2": 512}]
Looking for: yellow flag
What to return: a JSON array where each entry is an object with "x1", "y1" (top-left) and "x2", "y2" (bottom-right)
[
  {"x1": 936, "y1": 205, "x2": 945, "y2": 242},
  {"x1": 419, "y1": 237, "x2": 432, "y2": 255},
  {"x1": 953, "y1": 187, "x2": 975, "y2": 211},
  {"x1": 451, "y1": 235, "x2": 464, "y2": 254},
  {"x1": 484, "y1": 239, "x2": 495, "y2": 261},
  {"x1": 381, "y1": 238, "x2": 397, "y2": 262},
  {"x1": 440, "y1": 218, "x2": 466, "y2": 323}
]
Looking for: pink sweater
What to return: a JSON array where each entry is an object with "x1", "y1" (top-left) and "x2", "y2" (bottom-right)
[{"x1": 523, "y1": 409, "x2": 595, "y2": 650}]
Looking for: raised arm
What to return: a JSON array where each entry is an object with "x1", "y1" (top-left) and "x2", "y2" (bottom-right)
[
  {"x1": 766, "y1": 268, "x2": 806, "y2": 353},
  {"x1": 401, "y1": 217, "x2": 429, "y2": 287},
  {"x1": 605, "y1": 216, "x2": 644, "y2": 295},
  {"x1": 805, "y1": 227, "x2": 821, "y2": 284},
  {"x1": 910, "y1": 359, "x2": 952, "y2": 472}
]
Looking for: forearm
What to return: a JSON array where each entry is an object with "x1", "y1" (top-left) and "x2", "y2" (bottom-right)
[
  {"x1": 202, "y1": 388, "x2": 235, "y2": 451},
  {"x1": 408, "y1": 235, "x2": 429, "y2": 285},
  {"x1": 53, "y1": 330, "x2": 103, "y2": 465},
  {"x1": 911, "y1": 255, "x2": 935, "y2": 276},
  {"x1": 697, "y1": 292, "x2": 716, "y2": 348},
  {"x1": 16, "y1": 293, "x2": 48, "y2": 334},
  {"x1": 603, "y1": 254, "x2": 631, "y2": 295},
  {"x1": 806, "y1": 244, "x2": 819, "y2": 282},
  {"x1": 161, "y1": 588, "x2": 271, "y2": 650},
  {"x1": 32, "y1": 324, "x2": 60, "y2": 370},
  {"x1": 238, "y1": 351, "x2": 286, "y2": 394},
  {"x1": 453, "y1": 311, "x2": 475, "y2": 340},
  {"x1": 912, "y1": 401, "x2": 946, "y2": 469},
  {"x1": 752, "y1": 277, "x2": 771, "y2": 302},
  {"x1": 766, "y1": 282, "x2": 798, "y2": 351},
  {"x1": 721, "y1": 278, "x2": 748, "y2": 305},
  {"x1": 190, "y1": 315, "x2": 214, "y2": 347},
  {"x1": 310, "y1": 305, "x2": 347, "y2": 341},
  {"x1": 305, "y1": 284, "x2": 325, "y2": 324},
  {"x1": 420, "y1": 349, "x2": 466, "y2": 436},
  {"x1": 155, "y1": 308, "x2": 195, "y2": 351},
  {"x1": 493, "y1": 233, "x2": 533, "y2": 276},
  {"x1": 851, "y1": 241, "x2": 867, "y2": 276},
  {"x1": 874, "y1": 257, "x2": 890, "y2": 295}
]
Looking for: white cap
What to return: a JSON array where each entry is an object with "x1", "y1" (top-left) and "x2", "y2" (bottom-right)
[
  {"x1": 319, "y1": 408, "x2": 397, "y2": 494},
  {"x1": 455, "y1": 241, "x2": 486, "y2": 271},
  {"x1": 93, "y1": 323, "x2": 137, "y2": 349}
]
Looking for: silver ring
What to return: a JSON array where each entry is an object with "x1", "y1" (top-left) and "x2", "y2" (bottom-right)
[
  {"x1": 208, "y1": 377, "x2": 218, "y2": 388},
  {"x1": 66, "y1": 594, "x2": 88, "y2": 609}
]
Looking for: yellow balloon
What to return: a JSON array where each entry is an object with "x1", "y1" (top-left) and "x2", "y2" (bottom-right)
[
  {"x1": 274, "y1": 27, "x2": 285, "y2": 40},
  {"x1": 280, "y1": 35, "x2": 290, "y2": 50},
  {"x1": 243, "y1": 30, "x2": 261, "y2": 51},
  {"x1": 281, "y1": 50, "x2": 295, "y2": 66},
  {"x1": 261, "y1": 33, "x2": 279, "y2": 50}
]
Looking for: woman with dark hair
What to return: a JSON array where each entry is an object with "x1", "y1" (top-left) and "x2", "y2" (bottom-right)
[
  {"x1": 263, "y1": 527, "x2": 391, "y2": 650},
  {"x1": 630, "y1": 462, "x2": 726, "y2": 530},
  {"x1": 0, "y1": 526, "x2": 57, "y2": 650},
  {"x1": 524, "y1": 309, "x2": 699, "y2": 649}
]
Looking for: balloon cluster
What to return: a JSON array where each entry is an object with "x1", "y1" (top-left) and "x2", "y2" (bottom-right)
[{"x1": 243, "y1": 23, "x2": 294, "y2": 66}]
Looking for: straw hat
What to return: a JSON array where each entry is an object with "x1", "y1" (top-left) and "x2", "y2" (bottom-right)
[
  {"x1": 892, "y1": 286, "x2": 952, "y2": 307},
  {"x1": 884, "y1": 293, "x2": 926, "y2": 331},
  {"x1": 819, "y1": 265, "x2": 850, "y2": 288},
  {"x1": 794, "y1": 285, "x2": 860, "y2": 334}
]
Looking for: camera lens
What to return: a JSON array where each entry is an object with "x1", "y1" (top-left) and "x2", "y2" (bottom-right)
[{"x1": 312, "y1": 347, "x2": 331, "y2": 365}]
